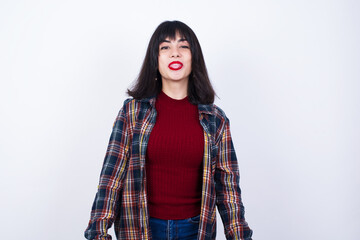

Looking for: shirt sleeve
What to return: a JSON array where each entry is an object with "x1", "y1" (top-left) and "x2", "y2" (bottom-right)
[
  {"x1": 84, "y1": 99, "x2": 131, "y2": 240},
  {"x1": 215, "y1": 117, "x2": 253, "y2": 240}
]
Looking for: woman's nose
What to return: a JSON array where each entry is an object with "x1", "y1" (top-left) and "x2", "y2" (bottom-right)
[{"x1": 170, "y1": 48, "x2": 180, "y2": 58}]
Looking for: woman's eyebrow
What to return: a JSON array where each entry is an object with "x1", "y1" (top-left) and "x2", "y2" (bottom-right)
[{"x1": 160, "y1": 38, "x2": 188, "y2": 43}]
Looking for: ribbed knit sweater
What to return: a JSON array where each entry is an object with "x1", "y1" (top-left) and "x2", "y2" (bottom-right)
[{"x1": 145, "y1": 90, "x2": 204, "y2": 220}]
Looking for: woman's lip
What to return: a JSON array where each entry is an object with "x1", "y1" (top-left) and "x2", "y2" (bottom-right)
[{"x1": 168, "y1": 61, "x2": 183, "y2": 70}]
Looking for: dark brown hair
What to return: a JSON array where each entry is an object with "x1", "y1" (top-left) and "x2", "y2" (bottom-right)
[{"x1": 127, "y1": 20, "x2": 216, "y2": 104}]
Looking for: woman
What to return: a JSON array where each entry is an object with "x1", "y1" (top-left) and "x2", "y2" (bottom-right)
[{"x1": 85, "y1": 20, "x2": 253, "y2": 240}]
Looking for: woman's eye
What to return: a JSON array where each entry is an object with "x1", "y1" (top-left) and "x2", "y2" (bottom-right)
[
  {"x1": 160, "y1": 46, "x2": 169, "y2": 50},
  {"x1": 180, "y1": 45, "x2": 189, "y2": 49}
]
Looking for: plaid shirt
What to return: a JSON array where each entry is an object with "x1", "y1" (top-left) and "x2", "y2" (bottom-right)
[{"x1": 85, "y1": 96, "x2": 253, "y2": 240}]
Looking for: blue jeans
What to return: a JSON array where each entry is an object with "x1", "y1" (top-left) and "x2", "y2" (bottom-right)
[{"x1": 149, "y1": 215, "x2": 200, "y2": 240}]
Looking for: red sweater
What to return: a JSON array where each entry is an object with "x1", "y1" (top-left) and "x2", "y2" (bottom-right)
[{"x1": 146, "y1": 90, "x2": 204, "y2": 220}]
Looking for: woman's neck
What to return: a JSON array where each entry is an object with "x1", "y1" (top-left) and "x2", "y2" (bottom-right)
[{"x1": 161, "y1": 80, "x2": 188, "y2": 100}]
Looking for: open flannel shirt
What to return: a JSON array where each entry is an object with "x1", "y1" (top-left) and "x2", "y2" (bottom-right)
[{"x1": 85, "y1": 96, "x2": 253, "y2": 240}]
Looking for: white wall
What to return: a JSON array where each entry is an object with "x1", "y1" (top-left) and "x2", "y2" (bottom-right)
[{"x1": 0, "y1": 0, "x2": 359, "y2": 239}]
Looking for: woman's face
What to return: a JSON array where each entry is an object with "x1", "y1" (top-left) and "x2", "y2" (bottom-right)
[{"x1": 158, "y1": 33, "x2": 192, "y2": 84}]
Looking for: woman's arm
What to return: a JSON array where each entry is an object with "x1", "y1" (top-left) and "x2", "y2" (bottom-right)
[
  {"x1": 215, "y1": 117, "x2": 253, "y2": 240},
  {"x1": 84, "y1": 99, "x2": 131, "y2": 240}
]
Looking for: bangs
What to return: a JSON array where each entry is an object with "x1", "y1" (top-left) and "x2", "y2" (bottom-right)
[{"x1": 156, "y1": 22, "x2": 191, "y2": 43}]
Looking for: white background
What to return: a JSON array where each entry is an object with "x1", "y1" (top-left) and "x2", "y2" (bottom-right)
[{"x1": 1, "y1": 0, "x2": 359, "y2": 239}]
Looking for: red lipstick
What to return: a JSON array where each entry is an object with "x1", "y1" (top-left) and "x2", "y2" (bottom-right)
[{"x1": 168, "y1": 61, "x2": 183, "y2": 70}]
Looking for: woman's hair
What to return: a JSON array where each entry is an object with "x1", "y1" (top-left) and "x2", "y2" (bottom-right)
[{"x1": 127, "y1": 20, "x2": 216, "y2": 105}]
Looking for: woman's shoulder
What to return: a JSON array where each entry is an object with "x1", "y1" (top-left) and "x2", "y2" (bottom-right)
[
  {"x1": 121, "y1": 96, "x2": 155, "y2": 108},
  {"x1": 213, "y1": 103, "x2": 228, "y2": 119},
  {"x1": 118, "y1": 96, "x2": 155, "y2": 117},
  {"x1": 199, "y1": 102, "x2": 229, "y2": 123}
]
